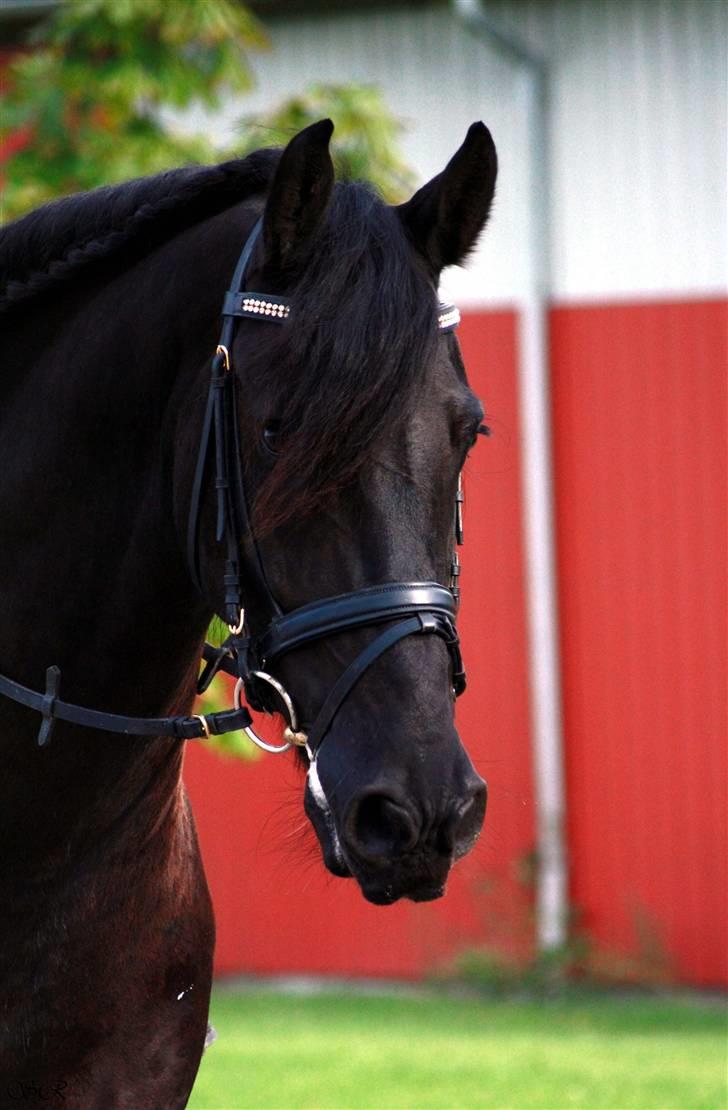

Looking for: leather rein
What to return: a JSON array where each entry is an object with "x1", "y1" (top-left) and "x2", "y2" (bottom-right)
[{"x1": 1, "y1": 218, "x2": 467, "y2": 756}]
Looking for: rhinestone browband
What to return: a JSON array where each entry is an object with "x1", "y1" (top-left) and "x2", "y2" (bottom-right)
[
  {"x1": 223, "y1": 291, "x2": 460, "y2": 332},
  {"x1": 240, "y1": 296, "x2": 290, "y2": 319},
  {"x1": 437, "y1": 304, "x2": 461, "y2": 332}
]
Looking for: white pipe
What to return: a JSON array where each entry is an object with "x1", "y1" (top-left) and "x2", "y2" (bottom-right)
[{"x1": 453, "y1": 0, "x2": 567, "y2": 952}]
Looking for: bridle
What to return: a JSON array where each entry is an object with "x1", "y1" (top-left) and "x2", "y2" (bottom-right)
[{"x1": 0, "y1": 218, "x2": 468, "y2": 756}]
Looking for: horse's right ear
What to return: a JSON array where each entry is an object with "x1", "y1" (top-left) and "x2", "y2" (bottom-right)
[
  {"x1": 262, "y1": 119, "x2": 335, "y2": 271},
  {"x1": 397, "y1": 122, "x2": 497, "y2": 273}
]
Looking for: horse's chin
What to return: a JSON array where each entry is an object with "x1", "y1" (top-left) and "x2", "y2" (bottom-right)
[
  {"x1": 319, "y1": 846, "x2": 448, "y2": 904},
  {"x1": 358, "y1": 880, "x2": 447, "y2": 905}
]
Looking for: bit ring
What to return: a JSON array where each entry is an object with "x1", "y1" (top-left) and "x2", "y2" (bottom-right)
[{"x1": 234, "y1": 671, "x2": 308, "y2": 754}]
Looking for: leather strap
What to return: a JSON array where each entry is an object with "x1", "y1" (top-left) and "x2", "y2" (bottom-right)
[
  {"x1": 186, "y1": 217, "x2": 281, "y2": 621},
  {"x1": 304, "y1": 612, "x2": 461, "y2": 752},
  {"x1": 257, "y1": 583, "x2": 457, "y2": 663},
  {"x1": 186, "y1": 358, "x2": 219, "y2": 594},
  {"x1": 0, "y1": 665, "x2": 252, "y2": 747}
]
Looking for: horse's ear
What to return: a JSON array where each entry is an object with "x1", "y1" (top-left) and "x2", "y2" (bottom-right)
[
  {"x1": 262, "y1": 119, "x2": 335, "y2": 270},
  {"x1": 397, "y1": 122, "x2": 497, "y2": 272}
]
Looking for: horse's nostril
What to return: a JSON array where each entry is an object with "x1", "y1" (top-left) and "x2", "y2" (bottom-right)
[
  {"x1": 346, "y1": 792, "x2": 420, "y2": 861},
  {"x1": 439, "y1": 781, "x2": 488, "y2": 857}
]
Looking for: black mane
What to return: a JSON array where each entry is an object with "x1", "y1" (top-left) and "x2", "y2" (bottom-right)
[
  {"x1": 1, "y1": 151, "x2": 439, "y2": 530},
  {"x1": 0, "y1": 148, "x2": 280, "y2": 312},
  {"x1": 248, "y1": 181, "x2": 439, "y2": 530}
]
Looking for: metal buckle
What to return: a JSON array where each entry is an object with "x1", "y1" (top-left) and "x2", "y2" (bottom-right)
[
  {"x1": 227, "y1": 608, "x2": 245, "y2": 636},
  {"x1": 234, "y1": 670, "x2": 308, "y2": 755},
  {"x1": 216, "y1": 344, "x2": 231, "y2": 371},
  {"x1": 194, "y1": 714, "x2": 211, "y2": 740}
]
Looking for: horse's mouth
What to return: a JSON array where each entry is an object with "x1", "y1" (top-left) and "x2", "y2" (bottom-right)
[
  {"x1": 360, "y1": 880, "x2": 446, "y2": 905},
  {"x1": 322, "y1": 849, "x2": 448, "y2": 905},
  {"x1": 304, "y1": 776, "x2": 459, "y2": 904}
]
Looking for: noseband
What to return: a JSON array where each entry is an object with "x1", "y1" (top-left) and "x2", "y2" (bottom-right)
[{"x1": 0, "y1": 219, "x2": 467, "y2": 754}]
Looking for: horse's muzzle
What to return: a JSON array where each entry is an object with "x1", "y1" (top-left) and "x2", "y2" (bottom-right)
[{"x1": 304, "y1": 767, "x2": 487, "y2": 904}]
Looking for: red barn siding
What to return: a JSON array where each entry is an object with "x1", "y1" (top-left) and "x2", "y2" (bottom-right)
[
  {"x1": 185, "y1": 299, "x2": 727, "y2": 985},
  {"x1": 551, "y1": 298, "x2": 727, "y2": 985},
  {"x1": 185, "y1": 310, "x2": 537, "y2": 977}
]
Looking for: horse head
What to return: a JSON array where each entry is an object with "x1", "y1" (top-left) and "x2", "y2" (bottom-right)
[{"x1": 197, "y1": 119, "x2": 497, "y2": 905}]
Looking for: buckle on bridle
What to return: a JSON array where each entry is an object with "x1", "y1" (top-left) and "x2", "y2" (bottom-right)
[
  {"x1": 215, "y1": 344, "x2": 231, "y2": 372},
  {"x1": 228, "y1": 607, "x2": 245, "y2": 636},
  {"x1": 194, "y1": 714, "x2": 211, "y2": 740}
]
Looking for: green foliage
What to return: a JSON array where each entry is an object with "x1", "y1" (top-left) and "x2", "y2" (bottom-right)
[
  {"x1": 1, "y1": 0, "x2": 267, "y2": 219},
  {"x1": 1, "y1": 1, "x2": 415, "y2": 223},
  {"x1": 238, "y1": 83, "x2": 416, "y2": 202},
  {"x1": 439, "y1": 850, "x2": 673, "y2": 996}
]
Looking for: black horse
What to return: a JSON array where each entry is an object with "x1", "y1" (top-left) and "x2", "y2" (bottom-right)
[{"x1": 0, "y1": 120, "x2": 497, "y2": 1106}]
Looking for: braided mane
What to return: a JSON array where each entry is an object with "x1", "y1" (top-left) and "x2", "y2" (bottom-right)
[
  {"x1": 0, "y1": 149, "x2": 280, "y2": 313},
  {"x1": 1, "y1": 151, "x2": 442, "y2": 536}
]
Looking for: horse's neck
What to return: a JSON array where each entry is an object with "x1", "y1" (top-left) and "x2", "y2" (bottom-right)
[
  {"x1": 0, "y1": 209, "x2": 249, "y2": 862},
  {"x1": 1, "y1": 286, "x2": 204, "y2": 705}
]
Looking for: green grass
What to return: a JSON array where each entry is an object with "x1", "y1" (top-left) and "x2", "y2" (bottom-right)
[{"x1": 189, "y1": 987, "x2": 727, "y2": 1110}]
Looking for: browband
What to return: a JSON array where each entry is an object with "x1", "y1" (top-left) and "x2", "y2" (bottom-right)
[{"x1": 223, "y1": 290, "x2": 461, "y2": 332}]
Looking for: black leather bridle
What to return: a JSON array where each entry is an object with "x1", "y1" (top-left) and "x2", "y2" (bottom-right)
[{"x1": 0, "y1": 219, "x2": 467, "y2": 755}]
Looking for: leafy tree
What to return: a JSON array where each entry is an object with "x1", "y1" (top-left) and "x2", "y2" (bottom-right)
[
  {"x1": 238, "y1": 82, "x2": 414, "y2": 202},
  {"x1": 1, "y1": 0, "x2": 413, "y2": 221},
  {"x1": 1, "y1": 0, "x2": 265, "y2": 217}
]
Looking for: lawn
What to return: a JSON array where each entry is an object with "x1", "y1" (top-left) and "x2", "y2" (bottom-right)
[{"x1": 189, "y1": 986, "x2": 727, "y2": 1109}]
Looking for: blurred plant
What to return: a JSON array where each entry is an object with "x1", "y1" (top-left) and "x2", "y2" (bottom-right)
[
  {"x1": 238, "y1": 83, "x2": 415, "y2": 202},
  {"x1": 1, "y1": 0, "x2": 267, "y2": 218},
  {"x1": 435, "y1": 850, "x2": 673, "y2": 996},
  {"x1": 1, "y1": 2, "x2": 415, "y2": 222},
  {"x1": 445, "y1": 915, "x2": 672, "y2": 996}
]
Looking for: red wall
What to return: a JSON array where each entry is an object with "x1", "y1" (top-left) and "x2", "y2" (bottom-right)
[
  {"x1": 551, "y1": 298, "x2": 727, "y2": 986},
  {"x1": 185, "y1": 299, "x2": 727, "y2": 985}
]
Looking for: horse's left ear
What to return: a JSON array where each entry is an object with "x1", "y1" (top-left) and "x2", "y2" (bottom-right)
[
  {"x1": 397, "y1": 122, "x2": 497, "y2": 272},
  {"x1": 262, "y1": 118, "x2": 335, "y2": 271}
]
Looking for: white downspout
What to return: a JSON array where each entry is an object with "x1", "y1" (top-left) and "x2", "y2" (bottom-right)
[{"x1": 453, "y1": 0, "x2": 567, "y2": 952}]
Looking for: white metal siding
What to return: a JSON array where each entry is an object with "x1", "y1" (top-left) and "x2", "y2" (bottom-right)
[
  {"x1": 185, "y1": 0, "x2": 727, "y2": 305},
  {"x1": 486, "y1": 0, "x2": 728, "y2": 301}
]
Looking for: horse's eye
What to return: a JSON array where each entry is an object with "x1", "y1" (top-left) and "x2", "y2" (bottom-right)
[
  {"x1": 465, "y1": 422, "x2": 489, "y2": 455},
  {"x1": 261, "y1": 420, "x2": 282, "y2": 457}
]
